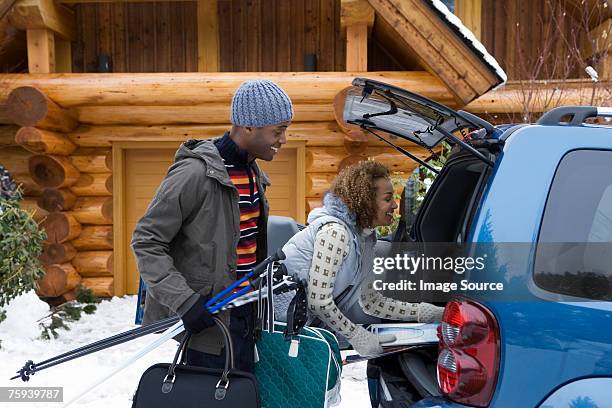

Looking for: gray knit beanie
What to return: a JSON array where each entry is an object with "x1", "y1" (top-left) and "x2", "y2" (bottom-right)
[{"x1": 230, "y1": 80, "x2": 294, "y2": 127}]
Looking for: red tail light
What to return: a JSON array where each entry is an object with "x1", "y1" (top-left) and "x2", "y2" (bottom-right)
[{"x1": 436, "y1": 299, "x2": 500, "y2": 407}]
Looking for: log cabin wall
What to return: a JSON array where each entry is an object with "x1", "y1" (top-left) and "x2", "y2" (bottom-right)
[
  {"x1": 1, "y1": 73, "x2": 444, "y2": 299},
  {"x1": 70, "y1": 1, "x2": 403, "y2": 73},
  {"x1": 72, "y1": 2, "x2": 198, "y2": 72},
  {"x1": 217, "y1": 0, "x2": 346, "y2": 72},
  {"x1": 479, "y1": 0, "x2": 608, "y2": 80}
]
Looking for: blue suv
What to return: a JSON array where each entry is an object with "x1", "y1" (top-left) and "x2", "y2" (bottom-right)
[{"x1": 340, "y1": 79, "x2": 612, "y2": 408}]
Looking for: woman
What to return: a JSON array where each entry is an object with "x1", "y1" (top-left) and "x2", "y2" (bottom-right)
[{"x1": 282, "y1": 160, "x2": 443, "y2": 357}]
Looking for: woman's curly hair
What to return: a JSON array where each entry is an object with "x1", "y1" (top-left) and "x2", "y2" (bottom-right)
[{"x1": 330, "y1": 160, "x2": 390, "y2": 229}]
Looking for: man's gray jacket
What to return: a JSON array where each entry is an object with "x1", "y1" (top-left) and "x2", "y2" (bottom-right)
[{"x1": 131, "y1": 138, "x2": 270, "y2": 354}]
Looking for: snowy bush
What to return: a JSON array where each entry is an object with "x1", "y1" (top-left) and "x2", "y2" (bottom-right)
[
  {"x1": 0, "y1": 166, "x2": 47, "y2": 346},
  {"x1": 38, "y1": 286, "x2": 100, "y2": 340}
]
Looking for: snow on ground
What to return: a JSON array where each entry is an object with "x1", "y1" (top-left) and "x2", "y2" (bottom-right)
[{"x1": 0, "y1": 292, "x2": 369, "y2": 408}]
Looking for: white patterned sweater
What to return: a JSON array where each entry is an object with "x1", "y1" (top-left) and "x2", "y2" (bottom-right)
[{"x1": 307, "y1": 223, "x2": 444, "y2": 340}]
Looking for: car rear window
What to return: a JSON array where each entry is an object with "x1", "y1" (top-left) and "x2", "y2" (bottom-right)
[{"x1": 534, "y1": 150, "x2": 612, "y2": 300}]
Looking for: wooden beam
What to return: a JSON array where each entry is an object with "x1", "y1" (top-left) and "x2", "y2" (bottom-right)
[
  {"x1": 58, "y1": 0, "x2": 193, "y2": 2},
  {"x1": 341, "y1": 0, "x2": 375, "y2": 28},
  {"x1": 346, "y1": 23, "x2": 368, "y2": 71},
  {"x1": 74, "y1": 103, "x2": 336, "y2": 125},
  {"x1": 9, "y1": 0, "x2": 76, "y2": 40},
  {"x1": 55, "y1": 38, "x2": 72, "y2": 72},
  {"x1": 367, "y1": 0, "x2": 500, "y2": 105},
  {"x1": 342, "y1": 0, "x2": 374, "y2": 72},
  {"x1": 26, "y1": 28, "x2": 55, "y2": 73},
  {"x1": 0, "y1": 71, "x2": 456, "y2": 108},
  {"x1": 455, "y1": 0, "x2": 482, "y2": 40},
  {"x1": 466, "y1": 79, "x2": 612, "y2": 113},
  {"x1": 197, "y1": 0, "x2": 220, "y2": 72},
  {"x1": 1, "y1": 0, "x2": 19, "y2": 20}
]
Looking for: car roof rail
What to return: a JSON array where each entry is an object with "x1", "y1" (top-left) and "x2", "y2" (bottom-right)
[
  {"x1": 537, "y1": 106, "x2": 612, "y2": 126},
  {"x1": 457, "y1": 110, "x2": 496, "y2": 133}
]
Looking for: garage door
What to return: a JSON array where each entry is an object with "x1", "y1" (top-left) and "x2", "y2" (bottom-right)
[{"x1": 123, "y1": 144, "x2": 303, "y2": 294}]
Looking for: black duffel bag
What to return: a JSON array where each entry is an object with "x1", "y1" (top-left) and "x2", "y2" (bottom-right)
[{"x1": 132, "y1": 316, "x2": 260, "y2": 408}]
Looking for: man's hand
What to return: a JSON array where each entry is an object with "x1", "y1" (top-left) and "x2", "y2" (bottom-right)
[{"x1": 180, "y1": 295, "x2": 216, "y2": 334}]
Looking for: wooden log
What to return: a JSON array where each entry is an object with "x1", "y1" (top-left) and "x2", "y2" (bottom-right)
[
  {"x1": 5, "y1": 86, "x2": 78, "y2": 132},
  {"x1": 15, "y1": 127, "x2": 76, "y2": 155},
  {"x1": 338, "y1": 154, "x2": 368, "y2": 171},
  {"x1": 42, "y1": 211, "x2": 81, "y2": 243},
  {"x1": 369, "y1": 148, "x2": 426, "y2": 173},
  {"x1": 69, "y1": 123, "x2": 350, "y2": 148},
  {"x1": 333, "y1": 86, "x2": 367, "y2": 140},
  {"x1": 341, "y1": 0, "x2": 375, "y2": 28},
  {"x1": 69, "y1": 173, "x2": 112, "y2": 196},
  {"x1": 306, "y1": 198, "x2": 322, "y2": 213},
  {"x1": 12, "y1": 173, "x2": 45, "y2": 196},
  {"x1": 81, "y1": 277, "x2": 114, "y2": 298},
  {"x1": 40, "y1": 242, "x2": 77, "y2": 264},
  {"x1": 0, "y1": 146, "x2": 32, "y2": 175},
  {"x1": 344, "y1": 137, "x2": 368, "y2": 155},
  {"x1": 71, "y1": 225, "x2": 113, "y2": 250},
  {"x1": 306, "y1": 173, "x2": 336, "y2": 198},
  {"x1": 8, "y1": 0, "x2": 77, "y2": 40},
  {"x1": 0, "y1": 125, "x2": 18, "y2": 147},
  {"x1": 75, "y1": 103, "x2": 335, "y2": 125},
  {"x1": 466, "y1": 80, "x2": 612, "y2": 113},
  {"x1": 36, "y1": 263, "x2": 81, "y2": 298},
  {"x1": 19, "y1": 197, "x2": 48, "y2": 222},
  {"x1": 45, "y1": 288, "x2": 78, "y2": 307},
  {"x1": 38, "y1": 188, "x2": 77, "y2": 211},
  {"x1": 29, "y1": 154, "x2": 80, "y2": 188},
  {"x1": 0, "y1": 72, "x2": 455, "y2": 108},
  {"x1": 69, "y1": 149, "x2": 112, "y2": 172},
  {"x1": 306, "y1": 146, "x2": 433, "y2": 173},
  {"x1": 72, "y1": 197, "x2": 113, "y2": 224},
  {"x1": 306, "y1": 147, "x2": 349, "y2": 173},
  {"x1": 72, "y1": 250, "x2": 113, "y2": 277}
]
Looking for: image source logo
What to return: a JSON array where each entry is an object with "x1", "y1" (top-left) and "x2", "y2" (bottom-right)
[{"x1": 369, "y1": 242, "x2": 612, "y2": 303}]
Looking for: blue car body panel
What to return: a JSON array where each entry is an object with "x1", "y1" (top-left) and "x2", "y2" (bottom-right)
[
  {"x1": 537, "y1": 377, "x2": 612, "y2": 407},
  {"x1": 415, "y1": 124, "x2": 612, "y2": 407}
]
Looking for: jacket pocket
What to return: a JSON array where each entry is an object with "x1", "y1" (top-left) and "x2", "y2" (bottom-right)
[{"x1": 182, "y1": 242, "x2": 216, "y2": 285}]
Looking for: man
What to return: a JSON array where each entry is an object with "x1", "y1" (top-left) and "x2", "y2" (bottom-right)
[{"x1": 131, "y1": 79, "x2": 293, "y2": 372}]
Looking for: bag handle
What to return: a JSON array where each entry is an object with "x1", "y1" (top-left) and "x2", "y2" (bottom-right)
[
  {"x1": 266, "y1": 263, "x2": 274, "y2": 333},
  {"x1": 162, "y1": 316, "x2": 235, "y2": 399}
]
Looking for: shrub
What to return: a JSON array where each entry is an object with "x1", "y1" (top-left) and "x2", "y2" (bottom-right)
[{"x1": 0, "y1": 166, "x2": 47, "y2": 346}]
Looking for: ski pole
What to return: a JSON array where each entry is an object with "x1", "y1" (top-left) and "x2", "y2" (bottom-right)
[
  {"x1": 10, "y1": 316, "x2": 179, "y2": 381},
  {"x1": 61, "y1": 321, "x2": 185, "y2": 408},
  {"x1": 11, "y1": 277, "x2": 295, "y2": 381}
]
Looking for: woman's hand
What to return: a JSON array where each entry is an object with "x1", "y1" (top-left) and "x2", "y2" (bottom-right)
[{"x1": 348, "y1": 326, "x2": 396, "y2": 357}]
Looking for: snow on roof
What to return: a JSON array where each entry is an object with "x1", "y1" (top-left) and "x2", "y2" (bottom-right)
[{"x1": 429, "y1": 0, "x2": 508, "y2": 87}]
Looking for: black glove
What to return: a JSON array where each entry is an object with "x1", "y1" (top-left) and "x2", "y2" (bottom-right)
[{"x1": 181, "y1": 295, "x2": 216, "y2": 334}]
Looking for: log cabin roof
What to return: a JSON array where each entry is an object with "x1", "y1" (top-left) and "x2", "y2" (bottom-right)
[{"x1": 367, "y1": 0, "x2": 506, "y2": 105}]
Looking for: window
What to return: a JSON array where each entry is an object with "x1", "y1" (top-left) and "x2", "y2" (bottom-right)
[{"x1": 534, "y1": 150, "x2": 612, "y2": 300}]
